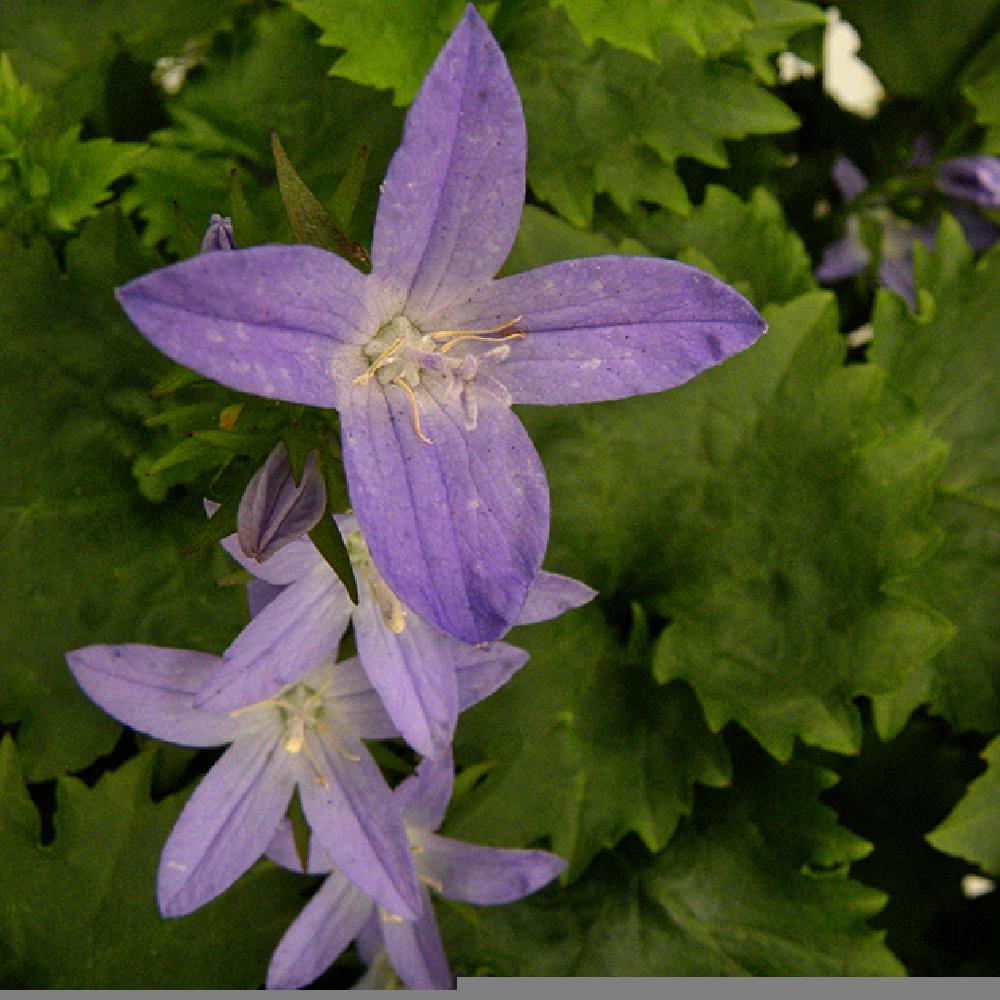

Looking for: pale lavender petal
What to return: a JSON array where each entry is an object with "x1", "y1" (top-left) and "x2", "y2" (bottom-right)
[
  {"x1": 355, "y1": 914, "x2": 385, "y2": 966},
  {"x1": 936, "y1": 155, "x2": 1000, "y2": 209},
  {"x1": 200, "y1": 213, "x2": 236, "y2": 252},
  {"x1": 115, "y1": 246, "x2": 370, "y2": 408},
  {"x1": 395, "y1": 748, "x2": 454, "y2": 832},
  {"x1": 832, "y1": 156, "x2": 868, "y2": 202},
  {"x1": 299, "y1": 730, "x2": 422, "y2": 919},
  {"x1": 341, "y1": 381, "x2": 549, "y2": 643},
  {"x1": 425, "y1": 256, "x2": 765, "y2": 405},
  {"x1": 352, "y1": 582, "x2": 459, "y2": 757},
  {"x1": 516, "y1": 571, "x2": 597, "y2": 625},
  {"x1": 158, "y1": 734, "x2": 294, "y2": 916},
  {"x1": 65, "y1": 644, "x2": 237, "y2": 747},
  {"x1": 815, "y1": 233, "x2": 870, "y2": 283},
  {"x1": 196, "y1": 564, "x2": 352, "y2": 710},
  {"x1": 266, "y1": 817, "x2": 334, "y2": 874},
  {"x1": 368, "y1": 6, "x2": 525, "y2": 324},
  {"x1": 220, "y1": 532, "x2": 321, "y2": 585},
  {"x1": 951, "y1": 201, "x2": 1000, "y2": 252},
  {"x1": 318, "y1": 656, "x2": 400, "y2": 740},
  {"x1": 417, "y1": 833, "x2": 566, "y2": 904},
  {"x1": 381, "y1": 891, "x2": 452, "y2": 990},
  {"x1": 878, "y1": 256, "x2": 917, "y2": 307},
  {"x1": 266, "y1": 870, "x2": 374, "y2": 990},
  {"x1": 238, "y1": 443, "x2": 326, "y2": 562},
  {"x1": 454, "y1": 641, "x2": 529, "y2": 712},
  {"x1": 246, "y1": 578, "x2": 283, "y2": 617}
]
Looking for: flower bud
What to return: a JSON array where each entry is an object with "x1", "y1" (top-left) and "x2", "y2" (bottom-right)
[
  {"x1": 200, "y1": 213, "x2": 237, "y2": 252},
  {"x1": 936, "y1": 156, "x2": 1000, "y2": 210}
]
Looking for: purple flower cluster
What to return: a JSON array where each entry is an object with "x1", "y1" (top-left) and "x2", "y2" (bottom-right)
[{"x1": 66, "y1": 6, "x2": 765, "y2": 989}]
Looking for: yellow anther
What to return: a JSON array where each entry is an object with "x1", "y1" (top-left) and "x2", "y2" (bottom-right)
[
  {"x1": 438, "y1": 330, "x2": 526, "y2": 354},
  {"x1": 419, "y1": 873, "x2": 444, "y2": 893},
  {"x1": 431, "y1": 315, "x2": 523, "y2": 341},
  {"x1": 382, "y1": 912, "x2": 405, "y2": 925},
  {"x1": 283, "y1": 717, "x2": 306, "y2": 754},
  {"x1": 354, "y1": 335, "x2": 405, "y2": 385},
  {"x1": 392, "y1": 377, "x2": 433, "y2": 444}
]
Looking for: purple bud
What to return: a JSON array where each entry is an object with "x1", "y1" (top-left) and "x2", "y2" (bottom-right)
[
  {"x1": 200, "y1": 213, "x2": 237, "y2": 252},
  {"x1": 832, "y1": 156, "x2": 868, "y2": 203},
  {"x1": 238, "y1": 442, "x2": 327, "y2": 562},
  {"x1": 936, "y1": 156, "x2": 1000, "y2": 210}
]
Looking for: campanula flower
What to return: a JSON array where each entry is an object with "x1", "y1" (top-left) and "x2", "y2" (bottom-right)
[
  {"x1": 115, "y1": 6, "x2": 764, "y2": 646},
  {"x1": 197, "y1": 446, "x2": 595, "y2": 757},
  {"x1": 265, "y1": 749, "x2": 566, "y2": 990}
]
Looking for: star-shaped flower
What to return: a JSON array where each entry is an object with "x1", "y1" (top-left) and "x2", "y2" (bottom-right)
[
  {"x1": 265, "y1": 749, "x2": 566, "y2": 990},
  {"x1": 115, "y1": 5, "x2": 764, "y2": 646},
  {"x1": 64, "y1": 644, "x2": 527, "y2": 921},
  {"x1": 197, "y1": 446, "x2": 594, "y2": 758}
]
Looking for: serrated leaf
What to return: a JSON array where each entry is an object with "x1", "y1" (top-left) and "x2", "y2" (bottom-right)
[
  {"x1": 927, "y1": 735, "x2": 1000, "y2": 875},
  {"x1": 0, "y1": 739, "x2": 306, "y2": 987},
  {"x1": 447, "y1": 605, "x2": 731, "y2": 879},
  {"x1": 0, "y1": 210, "x2": 247, "y2": 779},
  {"x1": 440, "y1": 755, "x2": 901, "y2": 976},
  {"x1": 519, "y1": 292, "x2": 949, "y2": 761},
  {"x1": 870, "y1": 219, "x2": 1000, "y2": 733}
]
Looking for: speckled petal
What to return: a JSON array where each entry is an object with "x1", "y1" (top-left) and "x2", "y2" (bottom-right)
[
  {"x1": 426, "y1": 256, "x2": 766, "y2": 405},
  {"x1": 116, "y1": 245, "x2": 370, "y2": 407},
  {"x1": 368, "y1": 6, "x2": 525, "y2": 324},
  {"x1": 266, "y1": 869, "x2": 374, "y2": 990},
  {"x1": 157, "y1": 734, "x2": 294, "y2": 916},
  {"x1": 65, "y1": 644, "x2": 238, "y2": 747},
  {"x1": 340, "y1": 381, "x2": 548, "y2": 643}
]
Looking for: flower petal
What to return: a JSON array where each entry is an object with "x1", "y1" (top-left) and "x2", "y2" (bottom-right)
[
  {"x1": 831, "y1": 156, "x2": 868, "y2": 202},
  {"x1": 266, "y1": 817, "x2": 335, "y2": 874},
  {"x1": 298, "y1": 730, "x2": 422, "y2": 920},
  {"x1": 381, "y1": 891, "x2": 452, "y2": 990},
  {"x1": 352, "y1": 582, "x2": 460, "y2": 757},
  {"x1": 65, "y1": 644, "x2": 237, "y2": 747},
  {"x1": 815, "y1": 232, "x2": 870, "y2": 284},
  {"x1": 516, "y1": 571, "x2": 597, "y2": 625},
  {"x1": 394, "y1": 748, "x2": 454, "y2": 832},
  {"x1": 246, "y1": 578, "x2": 283, "y2": 617},
  {"x1": 454, "y1": 641, "x2": 529, "y2": 712},
  {"x1": 220, "y1": 532, "x2": 320, "y2": 585},
  {"x1": 341, "y1": 381, "x2": 549, "y2": 643},
  {"x1": 116, "y1": 245, "x2": 370, "y2": 408},
  {"x1": 417, "y1": 833, "x2": 566, "y2": 905},
  {"x1": 355, "y1": 913, "x2": 385, "y2": 966},
  {"x1": 368, "y1": 6, "x2": 525, "y2": 324},
  {"x1": 878, "y1": 256, "x2": 917, "y2": 308},
  {"x1": 158, "y1": 734, "x2": 294, "y2": 916},
  {"x1": 936, "y1": 155, "x2": 1000, "y2": 210},
  {"x1": 324, "y1": 657, "x2": 401, "y2": 741},
  {"x1": 426, "y1": 256, "x2": 766, "y2": 405},
  {"x1": 195, "y1": 564, "x2": 352, "y2": 711},
  {"x1": 266, "y1": 870, "x2": 374, "y2": 990}
]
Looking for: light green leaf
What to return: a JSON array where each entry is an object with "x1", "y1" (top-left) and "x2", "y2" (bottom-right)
[
  {"x1": 440, "y1": 756, "x2": 902, "y2": 976},
  {"x1": 928, "y1": 735, "x2": 1000, "y2": 875},
  {"x1": 0, "y1": 738, "x2": 307, "y2": 987},
  {"x1": 870, "y1": 218, "x2": 1000, "y2": 733},
  {"x1": 964, "y1": 64, "x2": 1000, "y2": 155},
  {"x1": 448, "y1": 605, "x2": 731, "y2": 879},
  {"x1": 0, "y1": 211, "x2": 247, "y2": 779}
]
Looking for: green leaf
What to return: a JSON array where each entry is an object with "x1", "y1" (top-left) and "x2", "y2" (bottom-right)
[
  {"x1": 0, "y1": 738, "x2": 307, "y2": 987},
  {"x1": 520, "y1": 292, "x2": 949, "y2": 760},
  {"x1": 833, "y1": 0, "x2": 1000, "y2": 98},
  {"x1": 287, "y1": 0, "x2": 467, "y2": 104},
  {"x1": 227, "y1": 167, "x2": 268, "y2": 248},
  {"x1": 506, "y1": 6, "x2": 799, "y2": 225},
  {"x1": 620, "y1": 185, "x2": 816, "y2": 307},
  {"x1": 927, "y1": 735, "x2": 1000, "y2": 875},
  {"x1": 964, "y1": 64, "x2": 1000, "y2": 155},
  {"x1": 440, "y1": 755, "x2": 901, "y2": 976},
  {"x1": 0, "y1": 210, "x2": 247, "y2": 779},
  {"x1": 870, "y1": 219, "x2": 1000, "y2": 732},
  {"x1": 447, "y1": 604, "x2": 731, "y2": 879}
]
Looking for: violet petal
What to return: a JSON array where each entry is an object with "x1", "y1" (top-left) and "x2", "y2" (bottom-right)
[
  {"x1": 381, "y1": 890, "x2": 453, "y2": 990},
  {"x1": 516, "y1": 571, "x2": 597, "y2": 625},
  {"x1": 157, "y1": 734, "x2": 294, "y2": 916},
  {"x1": 454, "y1": 641, "x2": 530, "y2": 712},
  {"x1": 368, "y1": 6, "x2": 525, "y2": 325},
  {"x1": 936, "y1": 155, "x2": 1000, "y2": 210},
  {"x1": 815, "y1": 233, "x2": 871, "y2": 284},
  {"x1": 426, "y1": 256, "x2": 765, "y2": 405},
  {"x1": 219, "y1": 532, "x2": 320, "y2": 585},
  {"x1": 395, "y1": 748, "x2": 455, "y2": 832},
  {"x1": 115, "y1": 245, "x2": 370, "y2": 408}
]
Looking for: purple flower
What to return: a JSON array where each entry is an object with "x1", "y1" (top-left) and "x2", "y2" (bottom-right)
[
  {"x1": 936, "y1": 155, "x2": 1000, "y2": 210},
  {"x1": 114, "y1": 6, "x2": 765, "y2": 646},
  {"x1": 200, "y1": 213, "x2": 236, "y2": 252},
  {"x1": 199, "y1": 456, "x2": 594, "y2": 758},
  {"x1": 65, "y1": 647, "x2": 422, "y2": 920},
  {"x1": 265, "y1": 749, "x2": 566, "y2": 990}
]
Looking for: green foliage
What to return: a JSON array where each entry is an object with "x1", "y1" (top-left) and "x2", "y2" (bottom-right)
[
  {"x1": 0, "y1": 54, "x2": 144, "y2": 233},
  {"x1": 927, "y1": 736, "x2": 1000, "y2": 875},
  {"x1": 440, "y1": 755, "x2": 902, "y2": 976},
  {"x1": 0, "y1": 738, "x2": 307, "y2": 987},
  {"x1": 870, "y1": 219, "x2": 1000, "y2": 732},
  {"x1": 963, "y1": 64, "x2": 1000, "y2": 155},
  {"x1": 0, "y1": 211, "x2": 247, "y2": 779},
  {"x1": 448, "y1": 605, "x2": 731, "y2": 878}
]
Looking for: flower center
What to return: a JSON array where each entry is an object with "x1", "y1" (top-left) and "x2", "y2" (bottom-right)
[{"x1": 353, "y1": 313, "x2": 525, "y2": 442}]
